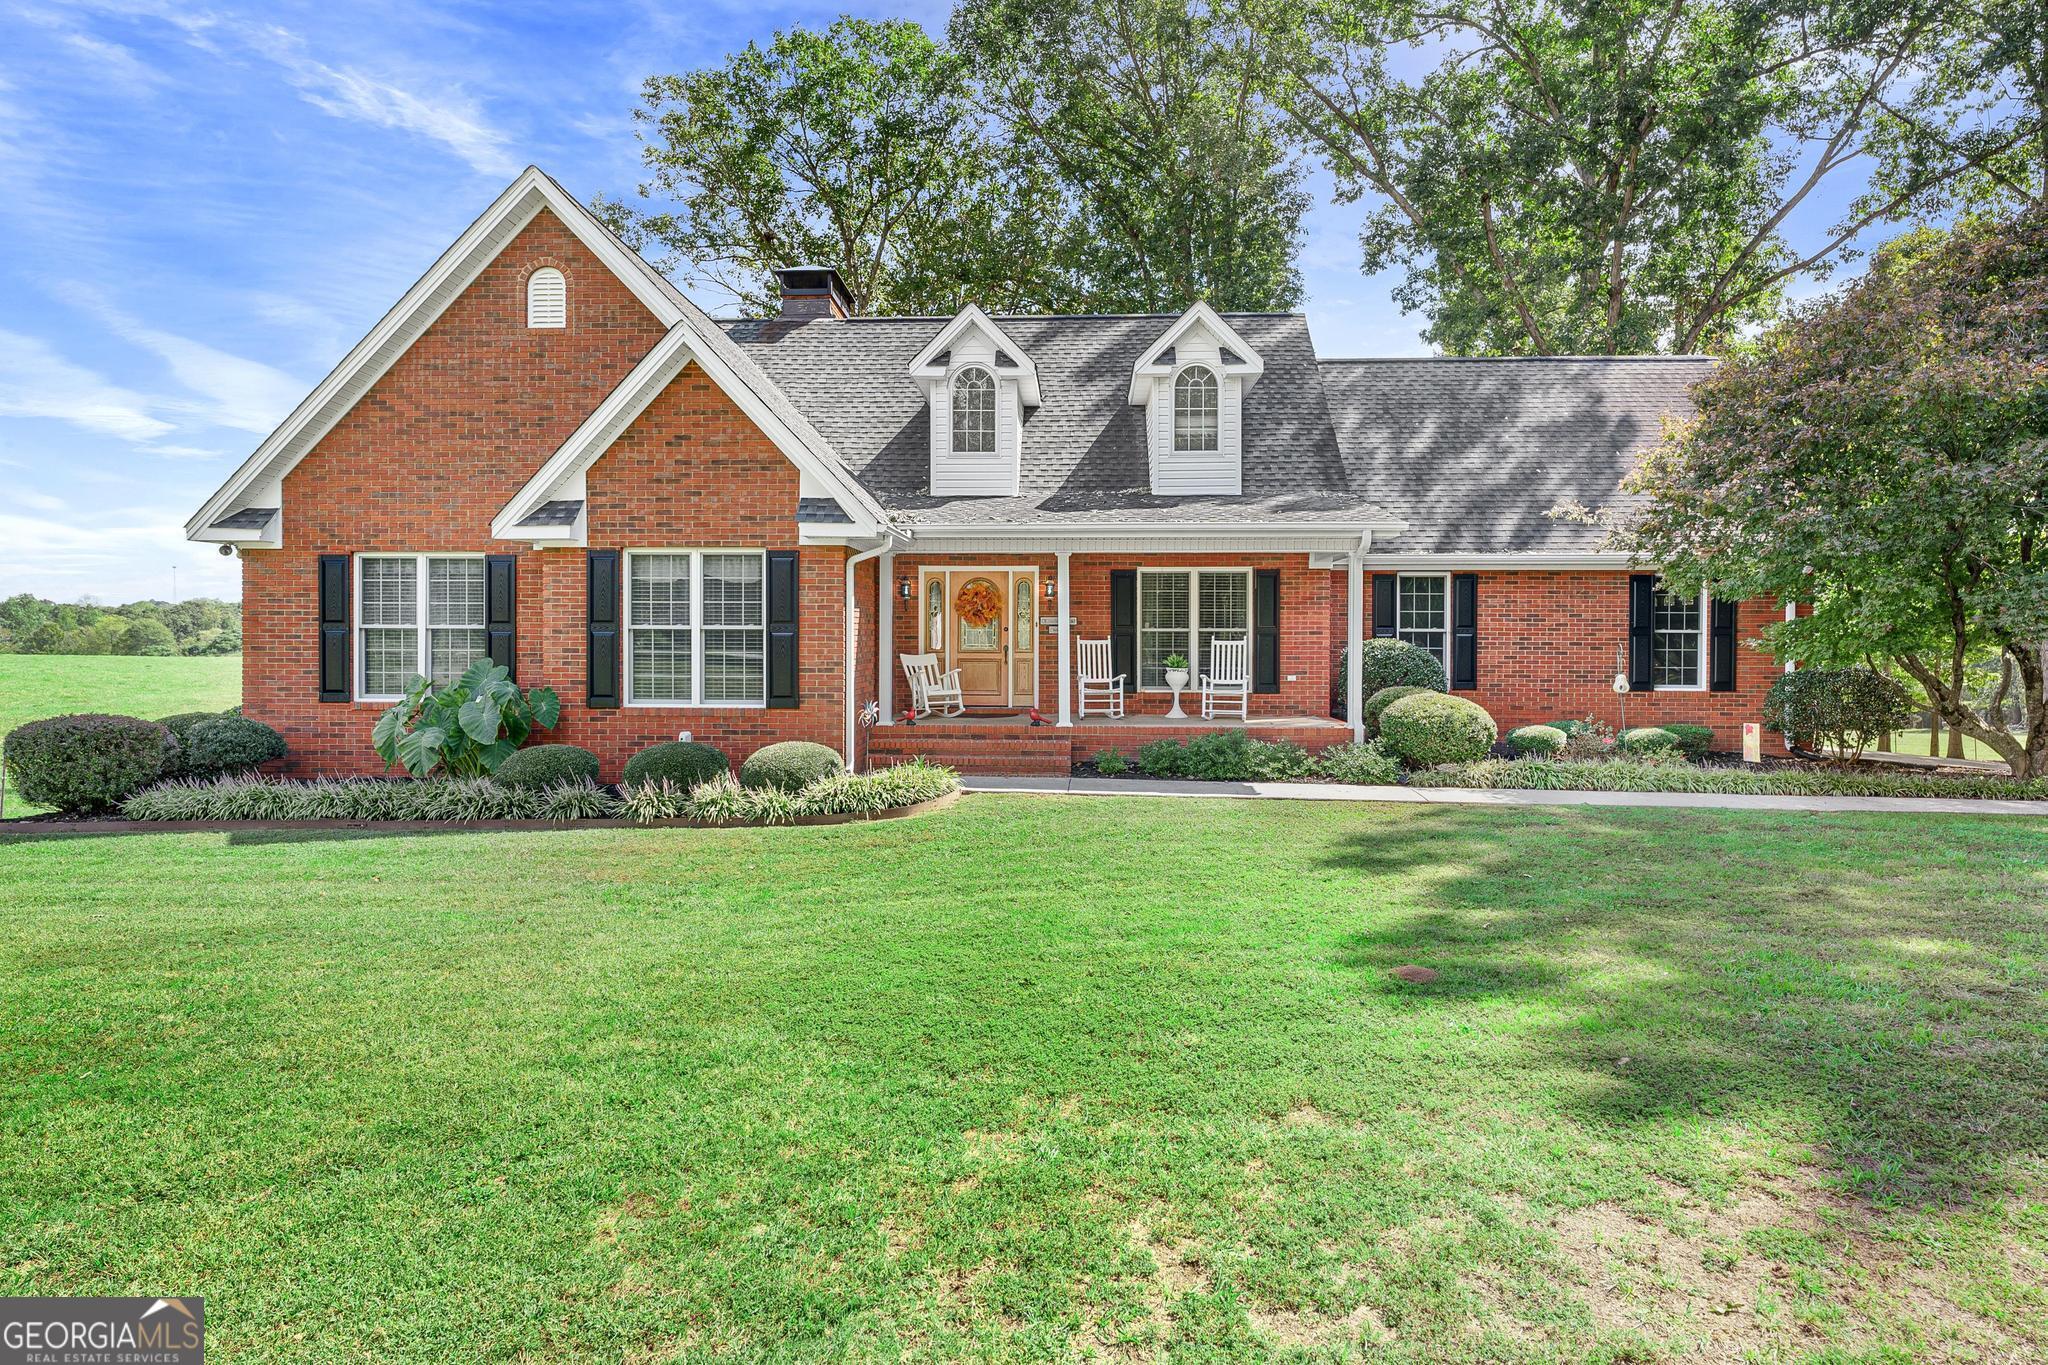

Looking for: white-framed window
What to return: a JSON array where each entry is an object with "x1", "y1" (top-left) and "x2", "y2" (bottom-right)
[
  {"x1": 1653, "y1": 585, "x2": 1706, "y2": 689},
  {"x1": 951, "y1": 366, "x2": 997, "y2": 454},
  {"x1": 1173, "y1": 366, "x2": 1219, "y2": 452},
  {"x1": 1397, "y1": 573, "x2": 1449, "y2": 667},
  {"x1": 355, "y1": 554, "x2": 488, "y2": 701},
  {"x1": 1137, "y1": 567, "x2": 1251, "y2": 689},
  {"x1": 526, "y1": 268, "x2": 565, "y2": 328},
  {"x1": 625, "y1": 550, "x2": 766, "y2": 706}
]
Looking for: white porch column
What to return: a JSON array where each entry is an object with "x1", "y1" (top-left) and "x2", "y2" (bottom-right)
[
  {"x1": 877, "y1": 550, "x2": 895, "y2": 722},
  {"x1": 1346, "y1": 551, "x2": 1365, "y2": 743},
  {"x1": 1055, "y1": 550, "x2": 1073, "y2": 727}
]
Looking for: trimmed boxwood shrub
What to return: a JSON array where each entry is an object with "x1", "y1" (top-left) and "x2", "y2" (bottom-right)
[
  {"x1": 1662, "y1": 723, "x2": 1716, "y2": 759},
  {"x1": 1379, "y1": 693, "x2": 1499, "y2": 766},
  {"x1": 622, "y1": 740, "x2": 729, "y2": 789},
  {"x1": 739, "y1": 740, "x2": 845, "y2": 792},
  {"x1": 1337, "y1": 639, "x2": 1448, "y2": 713},
  {"x1": 494, "y1": 744, "x2": 601, "y2": 791},
  {"x1": 1361, "y1": 685, "x2": 1429, "y2": 736},
  {"x1": 1507, "y1": 724, "x2": 1568, "y2": 757},
  {"x1": 182, "y1": 715, "x2": 287, "y2": 779},
  {"x1": 1618, "y1": 726, "x2": 1681, "y2": 756},
  {"x1": 157, "y1": 710, "x2": 227, "y2": 778},
  {"x1": 4, "y1": 713, "x2": 178, "y2": 813}
]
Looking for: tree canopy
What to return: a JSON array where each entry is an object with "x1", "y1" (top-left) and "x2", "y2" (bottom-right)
[
  {"x1": 1618, "y1": 210, "x2": 2048, "y2": 775},
  {"x1": 1256, "y1": 0, "x2": 2047, "y2": 355},
  {"x1": 605, "y1": 5, "x2": 1309, "y2": 317}
]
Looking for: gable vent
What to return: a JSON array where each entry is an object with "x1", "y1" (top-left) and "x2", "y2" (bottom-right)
[{"x1": 527, "y1": 268, "x2": 566, "y2": 328}]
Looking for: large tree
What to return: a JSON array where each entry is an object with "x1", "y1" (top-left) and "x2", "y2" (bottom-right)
[
  {"x1": 952, "y1": 0, "x2": 1310, "y2": 312},
  {"x1": 600, "y1": 18, "x2": 1074, "y2": 316},
  {"x1": 1616, "y1": 211, "x2": 2048, "y2": 776},
  {"x1": 1257, "y1": 0, "x2": 2046, "y2": 355}
]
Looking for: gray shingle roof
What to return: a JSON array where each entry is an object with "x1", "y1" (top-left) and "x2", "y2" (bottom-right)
[
  {"x1": 1320, "y1": 357, "x2": 1712, "y2": 555},
  {"x1": 516, "y1": 499, "x2": 583, "y2": 528},
  {"x1": 721, "y1": 314, "x2": 1393, "y2": 529},
  {"x1": 210, "y1": 506, "x2": 277, "y2": 530},
  {"x1": 795, "y1": 496, "x2": 852, "y2": 524}
]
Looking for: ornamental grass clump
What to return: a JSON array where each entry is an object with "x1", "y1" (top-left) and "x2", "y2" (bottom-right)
[{"x1": 1378, "y1": 693, "x2": 1498, "y2": 766}]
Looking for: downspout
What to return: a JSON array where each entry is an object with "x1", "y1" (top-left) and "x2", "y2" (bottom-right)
[{"x1": 843, "y1": 533, "x2": 903, "y2": 771}]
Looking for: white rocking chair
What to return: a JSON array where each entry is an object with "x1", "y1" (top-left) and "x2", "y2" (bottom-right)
[
  {"x1": 901, "y1": 653, "x2": 965, "y2": 718},
  {"x1": 1076, "y1": 638, "x2": 1125, "y2": 718},
  {"x1": 1200, "y1": 637, "x2": 1252, "y2": 720}
]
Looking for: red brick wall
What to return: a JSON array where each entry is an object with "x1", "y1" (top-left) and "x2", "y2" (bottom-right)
[
  {"x1": 1327, "y1": 569, "x2": 1783, "y2": 746},
  {"x1": 884, "y1": 552, "x2": 1332, "y2": 720},
  {"x1": 242, "y1": 208, "x2": 847, "y2": 781}
]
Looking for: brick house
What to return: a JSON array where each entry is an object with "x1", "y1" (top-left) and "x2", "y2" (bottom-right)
[{"x1": 188, "y1": 167, "x2": 1784, "y2": 779}]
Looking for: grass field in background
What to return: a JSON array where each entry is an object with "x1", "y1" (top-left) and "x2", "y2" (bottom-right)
[
  {"x1": 1887, "y1": 728, "x2": 2014, "y2": 762},
  {"x1": 0, "y1": 654, "x2": 241, "y2": 813},
  {"x1": 1, "y1": 796, "x2": 2041, "y2": 1361}
]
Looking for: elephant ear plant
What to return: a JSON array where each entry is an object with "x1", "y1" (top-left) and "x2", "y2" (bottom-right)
[{"x1": 371, "y1": 660, "x2": 562, "y2": 779}]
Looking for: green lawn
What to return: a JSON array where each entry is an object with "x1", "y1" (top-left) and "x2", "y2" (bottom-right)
[
  {"x1": 1886, "y1": 729, "x2": 2013, "y2": 763},
  {"x1": 2, "y1": 797, "x2": 2043, "y2": 1362},
  {"x1": 0, "y1": 654, "x2": 241, "y2": 812}
]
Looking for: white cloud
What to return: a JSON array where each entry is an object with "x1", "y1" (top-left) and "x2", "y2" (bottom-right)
[
  {"x1": 57, "y1": 285, "x2": 306, "y2": 436},
  {"x1": 0, "y1": 329, "x2": 174, "y2": 441},
  {"x1": 226, "y1": 22, "x2": 518, "y2": 176},
  {"x1": 15, "y1": 489, "x2": 67, "y2": 512},
  {"x1": 0, "y1": 509, "x2": 239, "y2": 602}
]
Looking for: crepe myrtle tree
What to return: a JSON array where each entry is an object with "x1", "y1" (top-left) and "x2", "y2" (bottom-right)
[{"x1": 1612, "y1": 210, "x2": 2048, "y2": 777}]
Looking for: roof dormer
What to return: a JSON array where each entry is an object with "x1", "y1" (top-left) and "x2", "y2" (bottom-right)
[
  {"x1": 1131, "y1": 304, "x2": 1263, "y2": 496},
  {"x1": 912, "y1": 306, "x2": 1037, "y2": 496}
]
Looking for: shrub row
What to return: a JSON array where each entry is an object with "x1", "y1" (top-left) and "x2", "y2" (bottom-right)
[
  {"x1": 494, "y1": 739, "x2": 844, "y2": 793},
  {"x1": 1407, "y1": 760, "x2": 2048, "y2": 800},
  {"x1": 5, "y1": 710, "x2": 285, "y2": 812},
  {"x1": 1110, "y1": 732, "x2": 1401, "y2": 785},
  {"x1": 121, "y1": 760, "x2": 959, "y2": 825}
]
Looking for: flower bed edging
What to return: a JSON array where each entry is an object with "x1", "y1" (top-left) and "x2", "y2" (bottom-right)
[{"x1": 0, "y1": 789, "x2": 960, "y2": 839}]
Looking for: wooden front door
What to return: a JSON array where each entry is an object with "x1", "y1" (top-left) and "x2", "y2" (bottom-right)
[{"x1": 923, "y1": 569, "x2": 1038, "y2": 709}]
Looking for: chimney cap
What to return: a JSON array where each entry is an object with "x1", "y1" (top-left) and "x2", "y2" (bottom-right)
[{"x1": 774, "y1": 264, "x2": 854, "y2": 319}]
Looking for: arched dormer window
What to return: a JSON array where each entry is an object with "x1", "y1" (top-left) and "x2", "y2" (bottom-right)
[
  {"x1": 1173, "y1": 366, "x2": 1219, "y2": 452},
  {"x1": 526, "y1": 268, "x2": 565, "y2": 328},
  {"x1": 951, "y1": 366, "x2": 997, "y2": 454}
]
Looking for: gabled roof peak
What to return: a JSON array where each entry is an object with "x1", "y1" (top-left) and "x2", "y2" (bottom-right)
[
  {"x1": 1128, "y1": 301, "x2": 1265, "y2": 403},
  {"x1": 908, "y1": 304, "x2": 1041, "y2": 405}
]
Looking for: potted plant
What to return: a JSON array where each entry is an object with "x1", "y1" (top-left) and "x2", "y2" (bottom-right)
[{"x1": 1163, "y1": 653, "x2": 1191, "y2": 718}]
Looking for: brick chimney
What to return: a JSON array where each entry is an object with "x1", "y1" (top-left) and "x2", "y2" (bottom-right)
[{"x1": 774, "y1": 265, "x2": 854, "y2": 320}]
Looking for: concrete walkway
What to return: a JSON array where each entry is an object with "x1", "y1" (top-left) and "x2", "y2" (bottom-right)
[{"x1": 961, "y1": 775, "x2": 2048, "y2": 817}]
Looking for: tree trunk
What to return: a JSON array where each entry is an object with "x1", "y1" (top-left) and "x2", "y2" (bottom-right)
[
  {"x1": 1898, "y1": 649, "x2": 2045, "y2": 780},
  {"x1": 1928, "y1": 712, "x2": 1941, "y2": 756},
  {"x1": 1947, "y1": 726, "x2": 1966, "y2": 760}
]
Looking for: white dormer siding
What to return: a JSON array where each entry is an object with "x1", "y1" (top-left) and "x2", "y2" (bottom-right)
[
  {"x1": 912, "y1": 306, "x2": 1038, "y2": 497},
  {"x1": 1132, "y1": 307, "x2": 1261, "y2": 496}
]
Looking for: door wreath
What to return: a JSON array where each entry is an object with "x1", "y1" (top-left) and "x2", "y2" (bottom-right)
[{"x1": 955, "y1": 578, "x2": 1002, "y2": 630}]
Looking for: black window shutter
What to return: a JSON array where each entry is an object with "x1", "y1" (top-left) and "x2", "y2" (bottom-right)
[
  {"x1": 1450, "y1": 573, "x2": 1478, "y2": 690},
  {"x1": 1628, "y1": 574, "x2": 1658, "y2": 691},
  {"x1": 766, "y1": 549, "x2": 799, "y2": 708},
  {"x1": 486, "y1": 555, "x2": 517, "y2": 680},
  {"x1": 1253, "y1": 569, "x2": 1280, "y2": 694},
  {"x1": 1110, "y1": 570, "x2": 1137, "y2": 684},
  {"x1": 318, "y1": 554, "x2": 350, "y2": 703},
  {"x1": 587, "y1": 550, "x2": 620, "y2": 708},
  {"x1": 1372, "y1": 573, "x2": 1398, "y2": 638},
  {"x1": 1709, "y1": 597, "x2": 1738, "y2": 692}
]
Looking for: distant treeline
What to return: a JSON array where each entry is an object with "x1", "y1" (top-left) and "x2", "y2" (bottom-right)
[{"x1": 0, "y1": 594, "x2": 240, "y2": 656}]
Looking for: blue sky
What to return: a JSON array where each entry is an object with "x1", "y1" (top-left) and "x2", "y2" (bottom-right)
[{"x1": 0, "y1": 0, "x2": 1871, "y2": 604}]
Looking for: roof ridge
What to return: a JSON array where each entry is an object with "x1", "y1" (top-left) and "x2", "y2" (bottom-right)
[
  {"x1": 1319, "y1": 354, "x2": 1717, "y2": 364},
  {"x1": 718, "y1": 311, "x2": 1307, "y2": 323}
]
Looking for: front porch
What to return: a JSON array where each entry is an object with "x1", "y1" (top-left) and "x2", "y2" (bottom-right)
[{"x1": 868, "y1": 711, "x2": 1350, "y2": 776}]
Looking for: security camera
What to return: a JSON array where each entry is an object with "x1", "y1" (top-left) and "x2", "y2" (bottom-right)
[{"x1": 219, "y1": 543, "x2": 236, "y2": 557}]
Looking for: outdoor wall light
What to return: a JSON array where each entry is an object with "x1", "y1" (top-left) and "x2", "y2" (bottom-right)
[
  {"x1": 1044, "y1": 578, "x2": 1057, "y2": 600},
  {"x1": 898, "y1": 578, "x2": 914, "y2": 600}
]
